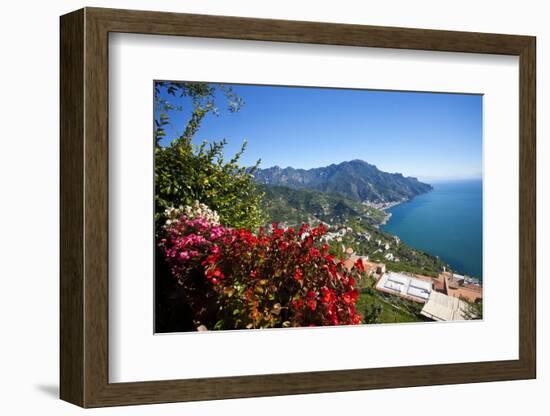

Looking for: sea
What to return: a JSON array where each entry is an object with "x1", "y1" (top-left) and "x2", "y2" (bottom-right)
[{"x1": 382, "y1": 179, "x2": 483, "y2": 280}]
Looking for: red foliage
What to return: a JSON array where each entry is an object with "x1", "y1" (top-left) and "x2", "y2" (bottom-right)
[{"x1": 159, "y1": 217, "x2": 363, "y2": 330}]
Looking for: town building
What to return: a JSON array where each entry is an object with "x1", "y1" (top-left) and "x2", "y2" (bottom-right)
[
  {"x1": 341, "y1": 251, "x2": 481, "y2": 321},
  {"x1": 420, "y1": 291, "x2": 469, "y2": 321},
  {"x1": 438, "y1": 271, "x2": 483, "y2": 303},
  {"x1": 375, "y1": 271, "x2": 433, "y2": 303},
  {"x1": 374, "y1": 271, "x2": 474, "y2": 321}
]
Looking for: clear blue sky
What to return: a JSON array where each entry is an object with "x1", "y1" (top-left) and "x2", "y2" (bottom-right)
[{"x1": 157, "y1": 83, "x2": 482, "y2": 182}]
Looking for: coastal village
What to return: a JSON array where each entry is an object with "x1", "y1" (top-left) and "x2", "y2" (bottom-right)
[{"x1": 343, "y1": 248, "x2": 483, "y2": 322}]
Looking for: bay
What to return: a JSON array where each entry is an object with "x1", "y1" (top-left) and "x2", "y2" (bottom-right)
[{"x1": 382, "y1": 179, "x2": 483, "y2": 280}]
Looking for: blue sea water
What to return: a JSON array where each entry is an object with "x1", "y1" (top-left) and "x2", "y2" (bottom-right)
[{"x1": 382, "y1": 179, "x2": 483, "y2": 280}]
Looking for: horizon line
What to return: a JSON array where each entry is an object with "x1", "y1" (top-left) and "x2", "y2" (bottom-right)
[{"x1": 248, "y1": 158, "x2": 481, "y2": 183}]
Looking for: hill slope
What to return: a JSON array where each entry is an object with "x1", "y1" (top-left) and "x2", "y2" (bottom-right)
[
  {"x1": 259, "y1": 184, "x2": 386, "y2": 226},
  {"x1": 259, "y1": 184, "x2": 448, "y2": 277}
]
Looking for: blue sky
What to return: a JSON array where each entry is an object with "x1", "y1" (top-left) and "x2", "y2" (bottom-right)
[{"x1": 157, "y1": 83, "x2": 482, "y2": 182}]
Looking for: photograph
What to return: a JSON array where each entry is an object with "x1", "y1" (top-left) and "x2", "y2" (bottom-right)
[{"x1": 154, "y1": 81, "x2": 483, "y2": 333}]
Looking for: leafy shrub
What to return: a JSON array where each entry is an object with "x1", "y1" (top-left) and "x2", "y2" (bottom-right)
[
  {"x1": 154, "y1": 81, "x2": 265, "y2": 232},
  {"x1": 461, "y1": 297, "x2": 482, "y2": 320},
  {"x1": 159, "y1": 204, "x2": 364, "y2": 330},
  {"x1": 363, "y1": 302, "x2": 382, "y2": 324},
  {"x1": 155, "y1": 138, "x2": 266, "y2": 233}
]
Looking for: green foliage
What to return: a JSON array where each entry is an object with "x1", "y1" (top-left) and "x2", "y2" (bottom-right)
[
  {"x1": 382, "y1": 261, "x2": 440, "y2": 277},
  {"x1": 259, "y1": 184, "x2": 386, "y2": 226},
  {"x1": 355, "y1": 289, "x2": 422, "y2": 324},
  {"x1": 154, "y1": 81, "x2": 244, "y2": 145},
  {"x1": 462, "y1": 298, "x2": 483, "y2": 320},
  {"x1": 363, "y1": 301, "x2": 383, "y2": 324},
  {"x1": 154, "y1": 81, "x2": 265, "y2": 231},
  {"x1": 155, "y1": 138, "x2": 266, "y2": 231}
]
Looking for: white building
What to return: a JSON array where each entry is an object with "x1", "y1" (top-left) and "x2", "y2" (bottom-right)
[
  {"x1": 453, "y1": 273, "x2": 465, "y2": 284},
  {"x1": 420, "y1": 291, "x2": 469, "y2": 321},
  {"x1": 375, "y1": 272, "x2": 432, "y2": 303}
]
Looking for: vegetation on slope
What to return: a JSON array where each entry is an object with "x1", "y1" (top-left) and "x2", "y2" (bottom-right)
[
  {"x1": 259, "y1": 184, "x2": 386, "y2": 226},
  {"x1": 260, "y1": 185, "x2": 448, "y2": 277}
]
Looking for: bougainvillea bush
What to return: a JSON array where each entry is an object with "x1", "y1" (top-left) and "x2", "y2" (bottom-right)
[{"x1": 159, "y1": 202, "x2": 364, "y2": 330}]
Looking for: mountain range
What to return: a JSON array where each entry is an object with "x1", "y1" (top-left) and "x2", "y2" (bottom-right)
[{"x1": 253, "y1": 159, "x2": 432, "y2": 203}]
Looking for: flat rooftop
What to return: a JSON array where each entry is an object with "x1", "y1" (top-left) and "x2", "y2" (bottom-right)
[
  {"x1": 420, "y1": 291, "x2": 469, "y2": 321},
  {"x1": 375, "y1": 272, "x2": 432, "y2": 303}
]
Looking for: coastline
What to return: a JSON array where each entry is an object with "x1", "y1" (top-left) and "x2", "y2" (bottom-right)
[
  {"x1": 380, "y1": 200, "x2": 407, "y2": 211},
  {"x1": 376, "y1": 189, "x2": 436, "y2": 226},
  {"x1": 363, "y1": 198, "x2": 407, "y2": 212},
  {"x1": 379, "y1": 183, "x2": 483, "y2": 282},
  {"x1": 366, "y1": 198, "x2": 409, "y2": 227}
]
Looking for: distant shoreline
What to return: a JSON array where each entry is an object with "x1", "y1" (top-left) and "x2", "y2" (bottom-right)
[
  {"x1": 363, "y1": 199, "x2": 410, "y2": 228},
  {"x1": 363, "y1": 198, "x2": 407, "y2": 212},
  {"x1": 380, "y1": 200, "x2": 406, "y2": 211},
  {"x1": 379, "y1": 200, "x2": 406, "y2": 226},
  {"x1": 364, "y1": 198, "x2": 410, "y2": 227},
  {"x1": 379, "y1": 183, "x2": 483, "y2": 282}
]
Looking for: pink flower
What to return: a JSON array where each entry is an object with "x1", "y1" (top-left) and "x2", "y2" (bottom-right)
[
  {"x1": 210, "y1": 226, "x2": 225, "y2": 240},
  {"x1": 159, "y1": 209, "x2": 364, "y2": 328}
]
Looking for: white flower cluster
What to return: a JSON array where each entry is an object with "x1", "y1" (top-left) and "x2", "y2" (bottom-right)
[{"x1": 164, "y1": 200, "x2": 221, "y2": 227}]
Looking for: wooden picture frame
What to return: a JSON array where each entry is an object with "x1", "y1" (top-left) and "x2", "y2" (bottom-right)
[{"x1": 60, "y1": 7, "x2": 536, "y2": 408}]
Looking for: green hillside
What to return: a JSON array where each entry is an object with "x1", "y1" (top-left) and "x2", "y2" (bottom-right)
[
  {"x1": 259, "y1": 184, "x2": 386, "y2": 226},
  {"x1": 260, "y1": 184, "x2": 448, "y2": 277}
]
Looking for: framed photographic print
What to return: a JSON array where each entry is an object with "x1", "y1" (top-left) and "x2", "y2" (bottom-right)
[{"x1": 60, "y1": 7, "x2": 536, "y2": 408}]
